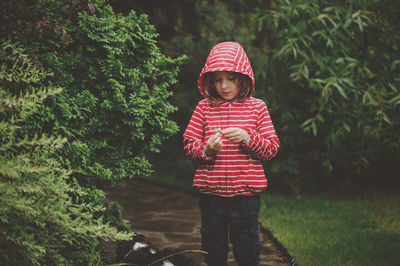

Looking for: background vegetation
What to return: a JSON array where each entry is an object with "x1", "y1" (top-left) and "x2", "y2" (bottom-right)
[
  {"x1": 1, "y1": 0, "x2": 399, "y2": 265},
  {"x1": 1, "y1": 0, "x2": 183, "y2": 264},
  {"x1": 109, "y1": 1, "x2": 400, "y2": 265},
  {"x1": 116, "y1": 0, "x2": 400, "y2": 194},
  {"x1": 0, "y1": 39, "x2": 130, "y2": 265}
]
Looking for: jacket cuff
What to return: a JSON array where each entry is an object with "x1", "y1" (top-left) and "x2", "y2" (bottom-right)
[
  {"x1": 200, "y1": 145, "x2": 215, "y2": 161},
  {"x1": 240, "y1": 128, "x2": 256, "y2": 149},
  {"x1": 241, "y1": 134, "x2": 250, "y2": 144}
]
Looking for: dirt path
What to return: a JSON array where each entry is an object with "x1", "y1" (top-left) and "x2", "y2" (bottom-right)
[{"x1": 105, "y1": 179, "x2": 291, "y2": 266}]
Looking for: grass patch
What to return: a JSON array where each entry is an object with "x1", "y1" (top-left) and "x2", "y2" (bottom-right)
[{"x1": 260, "y1": 186, "x2": 400, "y2": 266}]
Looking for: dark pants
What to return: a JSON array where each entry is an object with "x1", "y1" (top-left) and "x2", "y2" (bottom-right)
[{"x1": 198, "y1": 194, "x2": 261, "y2": 266}]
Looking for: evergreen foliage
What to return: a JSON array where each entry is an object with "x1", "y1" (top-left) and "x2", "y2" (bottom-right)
[
  {"x1": 1, "y1": 0, "x2": 184, "y2": 263},
  {"x1": 0, "y1": 40, "x2": 131, "y2": 265},
  {"x1": 1, "y1": 0, "x2": 184, "y2": 188}
]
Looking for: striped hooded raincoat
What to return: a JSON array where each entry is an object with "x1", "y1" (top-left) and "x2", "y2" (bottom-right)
[{"x1": 183, "y1": 42, "x2": 279, "y2": 197}]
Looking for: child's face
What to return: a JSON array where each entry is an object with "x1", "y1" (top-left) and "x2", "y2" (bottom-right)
[{"x1": 213, "y1": 71, "x2": 240, "y2": 101}]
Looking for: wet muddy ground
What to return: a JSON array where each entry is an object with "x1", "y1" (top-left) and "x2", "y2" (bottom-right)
[{"x1": 104, "y1": 179, "x2": 291, "y2": 266}]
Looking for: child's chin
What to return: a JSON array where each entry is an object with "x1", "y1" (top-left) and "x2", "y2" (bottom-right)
[{"x1": 222, "y1": 96, "x2": 233, "y2": 101}]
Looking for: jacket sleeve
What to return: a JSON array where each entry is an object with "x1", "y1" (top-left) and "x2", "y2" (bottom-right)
[
  {"x1": 241, "y1": 101, "x2": 279, "y2": 160},
  {"x1": 183, "y1": 103, "x2": 215, "y2": 163}
]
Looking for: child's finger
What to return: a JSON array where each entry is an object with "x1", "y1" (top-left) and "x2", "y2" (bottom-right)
[
  {"x1": 214, "y1": 137, "x2": 223, "y2": 147},
  {"x1": 221, "y1": 128, "x2": 235, "y2": 135},
  {"x1": 217, "y1": 138, "x2": 224, "y2": 146},
  {"x1": 214, "y1": 134, "x2": 222, "y2": 144},
  {"x1": 215, "y1": 140, "x2": 223, "y2": 150},
  {"x1": 225, "y1": 131, "x2": 238, "y2": 137},
  {"x1": 208, "y1": 135, "x2": 219, "y2": 147},
  {"x1": 221, "y1": 128, "x2": 242, "y2": 138},
  {"x1": 224, "y1": 131, "x2": 239, "y2": 139},
  {"x1": 209, "y1": 133, "x2": 219, "y2": 143}
]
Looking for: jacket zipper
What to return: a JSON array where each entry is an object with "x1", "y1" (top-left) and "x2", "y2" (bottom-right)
[{"x1": 226, "y1": 102, "x2": 232, "y2": 194}]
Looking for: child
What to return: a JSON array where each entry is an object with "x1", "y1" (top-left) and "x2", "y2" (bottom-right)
[{"x1": 183, "y1": 42, "x2": 279, "y2": 266}]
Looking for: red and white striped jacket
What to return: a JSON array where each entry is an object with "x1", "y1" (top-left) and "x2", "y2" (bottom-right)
[{"x1": 183, "y1": 42, "x2": 279, "y2": 197}]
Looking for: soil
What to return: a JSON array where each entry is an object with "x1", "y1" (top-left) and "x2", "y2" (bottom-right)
[{"x1": 103, "y1": 179, "x2": 291, "y2": 266}]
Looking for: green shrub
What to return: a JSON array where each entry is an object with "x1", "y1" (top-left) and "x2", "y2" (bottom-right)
[
  {"x1": 0, "y1": 40, "x2": 131, "y2": 265},
  {"x1": 256, "y1": 0, "x2": 400, "y2": 191},
  {"x1": 1, "y1": 0, "x2": 185, "y2": 263},
  {"x1": 1, "y1": 0, "x2": 185, "y2": 188}
]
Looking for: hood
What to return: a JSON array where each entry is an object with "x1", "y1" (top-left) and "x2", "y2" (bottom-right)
[{"x1": 197, "y1": 42, "x2": 255, "y2": 99}]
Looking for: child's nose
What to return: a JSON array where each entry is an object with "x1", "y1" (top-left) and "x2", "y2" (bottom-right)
[{"x1": 222, "y1": 79, "x2": 229, "y2": 88}]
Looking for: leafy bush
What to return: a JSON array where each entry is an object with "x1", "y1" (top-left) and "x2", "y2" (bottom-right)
[
  {"x1": 1, "y1": 0, "x2": 185, "y2": 188},
  {"x1": 1, "y1": 0, "x2": 185, "y2": 263},
  {"x1": 0, "y1": 40, "x2": 130, "y2": 265},
  {"x1": 257, "y1": 0, "x2": 400, "y2": 190}
]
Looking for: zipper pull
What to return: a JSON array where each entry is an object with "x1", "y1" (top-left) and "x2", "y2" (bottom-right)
[{"x1": 229, "y1": 103, "x2": 231, "y2": 114}]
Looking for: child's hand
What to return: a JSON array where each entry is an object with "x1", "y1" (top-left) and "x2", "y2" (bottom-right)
[
  {"x1": 221, "y1": 128, "x2": 249, "y2": 143},
  {"x1": 205, "y1": 133, "x2": 223, "y2": 156}
]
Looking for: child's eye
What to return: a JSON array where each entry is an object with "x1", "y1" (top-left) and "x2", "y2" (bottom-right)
[{"x1": 215, "y1": 78, "x2": 222, "y2": 82}]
